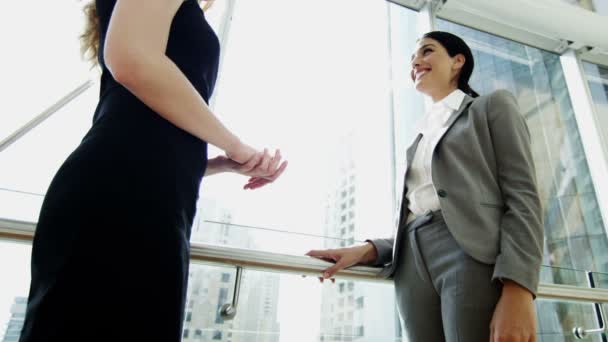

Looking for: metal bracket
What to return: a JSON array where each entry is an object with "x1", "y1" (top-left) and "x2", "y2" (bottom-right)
[
  {"x1": 219, "y1": 265, "x2": 243, "y2": 320},
  {"x1": 429, "y1": 0, "x2": 445, "y2": 15},
  {"x1": 585, "y1": 46, "x2": 604, "y2": 55},
  {"x1": 418, "y1": 0, "x2": 445, "y2": 16},
  {"x1": 553, "y1": 39, "x2": 596, "y2": 55},
  {"x1": 573, "y1": 272, "x2": 606, "y2": 339},
  {"x1": 554, "y1": 39, "x2": 571, "y2": 54}
]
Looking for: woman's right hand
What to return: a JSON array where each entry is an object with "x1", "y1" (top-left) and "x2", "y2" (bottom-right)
[
  {"x1": 225, "y1": 141, "x2": 258, "y2": 165},
  {"x1": 305, "y1": 243, "x2": 378, "y2": 279}
]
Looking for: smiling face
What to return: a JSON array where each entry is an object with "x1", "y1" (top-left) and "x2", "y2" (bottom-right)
[{"x1": 410, "y1": 37, "x2": 465, "y2": 100}]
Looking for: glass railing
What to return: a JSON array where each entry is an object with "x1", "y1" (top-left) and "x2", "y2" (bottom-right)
[
  {"x1": 2, "y1": 219, "x2": 608, "y2": 341},
  {"x1": 0, "y1": 189, "x2": 367, "y2": 254}
]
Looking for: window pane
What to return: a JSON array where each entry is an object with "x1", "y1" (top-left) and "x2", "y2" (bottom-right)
[
  {"x1": 0, "y1": 87, "x2": 98, "y2": 222},
  {"x1": 0, "y1": 1, "x2": 91, "y2": 140},
  {"x1": 536, "y1": 299, "x2": 603, "y2": 342},
  {"x1": 388, "y1": 3, "x2": 426, "y2": 192},
  {"x1": 191, "y1": 0, "x2": 395, "y2": 253},
  {"x1": 583, "y1": 62, "x2": 608, "y2": 172},
  {"x1": 0, "y1": 241, "x2": 32, "y2": 341},
  {"x1": 183, "y1": 264, "x2": 403, "y2": 342}
]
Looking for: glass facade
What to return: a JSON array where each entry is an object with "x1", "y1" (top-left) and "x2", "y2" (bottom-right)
[
  {"x1": 584, "y1": 62, "x2": 608, "y2": 166},
  {"x1": 2, "y1": 1, "x2": 608, "y2": 341}
]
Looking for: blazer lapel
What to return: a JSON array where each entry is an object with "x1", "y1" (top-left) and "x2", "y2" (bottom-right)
[
  {"x1": 406, "y1": 133, "x2": 423, "y2": 171},
  {"x1": 390, "y1": 133, "x2": 423, "y2": 265},
  {"x1": 400, "y1": 132, "x2": 423, "y2": 209},
  {"x1": 441, "y1": 94, "x2": 474, "y2": 137}
]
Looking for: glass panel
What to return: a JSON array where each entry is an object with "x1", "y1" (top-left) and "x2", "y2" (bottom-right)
[
  {"x1": 183, "y1": 263, "x2": 402, "y2": 342},
  {"x1": 0, "y1": 241, "x2": 31, "y2": 342},
  {"x1": 191, "y1": 0, "x2": 396, "y2": 249},
  {"x1": 540, "y1": 265, "x2": 595, "y2": 287},
  {"x1": 191, "y1": 213, "x2": 358, "y2": 254},
  {"x1": 0, "y1": 86, "x2": 98, "y2": 222},
  {"x1": 583, "y1": 62, "x2": 608, "y2": 173},
  {"x1": 591, "y1": 271, "x2": 608, "y2": 289},
  {"x1": 435, "y1": 19, "x2": 608, "y2": 275},
  {"x1": 388, "y1": 3, "x2": 427, "y2": 194},
  {"x1": 536, "y1": 299, "x2": 604, "y2": 342},
  {"x1": 0, "y1": 1, "x2": 91, "y2": 140}
]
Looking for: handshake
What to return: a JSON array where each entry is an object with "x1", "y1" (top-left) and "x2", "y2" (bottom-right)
[{"x1": 206, "y1": 141, "x2": 288, "y2": 190}]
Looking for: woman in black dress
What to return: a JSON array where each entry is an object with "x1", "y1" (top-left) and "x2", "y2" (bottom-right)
[{"x1": 19, "y1": 1, "x2": 286, "y2": 341}]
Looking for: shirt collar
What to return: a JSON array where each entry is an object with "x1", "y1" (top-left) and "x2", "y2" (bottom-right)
[
  {"x1": 414, "y1": 89, "x2": 467, "y2": 134},
  {"x1": 431, "y1": 88, "x2": 466, "y2": 112}
]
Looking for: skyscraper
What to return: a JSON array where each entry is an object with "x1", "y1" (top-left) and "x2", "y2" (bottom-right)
[
  {"x1": 1, "y1": 297, "x2": 26, "y2": 342},
  {"x1": 319, "y1": 133, "x2": 400, "y2": 342},
  {"x1": 182, "y1": 197, "x2": 280, "y2": 342}
]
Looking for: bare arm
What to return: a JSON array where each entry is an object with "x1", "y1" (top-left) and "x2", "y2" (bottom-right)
[{"x1": 104, "y1": 0, "x2": 249, "y2": 161}]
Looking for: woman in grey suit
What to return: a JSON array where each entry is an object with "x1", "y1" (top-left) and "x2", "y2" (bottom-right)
[{"x1": 307, "y1": 31, "x2": 543, "y2": 342}]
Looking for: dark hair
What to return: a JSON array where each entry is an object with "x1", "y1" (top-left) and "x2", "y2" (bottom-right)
[{"x1": 420, "y1": 31, "x2": 479, "y2": 98}]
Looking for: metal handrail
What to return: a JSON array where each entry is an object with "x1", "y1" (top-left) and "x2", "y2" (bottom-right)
[
  {"x1": 0, "y1": 80, "x2": 94, "y2": 153},
  {"x1": 2, "y1": 217, "x2": 608, "y2": 304}
]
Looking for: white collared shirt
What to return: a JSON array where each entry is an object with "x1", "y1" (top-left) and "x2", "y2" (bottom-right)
[{"x1": 405, "y1": 89, "x2": 466, "y2": 223}]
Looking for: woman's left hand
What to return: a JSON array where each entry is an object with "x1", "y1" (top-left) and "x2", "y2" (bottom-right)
[
  {"x1": 490, "y1": 280, "x2": 537, "y2": 342},
  {"x1": 206, "y1": 149, "x2": 288, "y2": 189}
]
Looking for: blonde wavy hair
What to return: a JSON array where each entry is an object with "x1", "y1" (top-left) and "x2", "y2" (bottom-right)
[{"x1": 80, "y1": 0, "x2": 215, "y2": 66}]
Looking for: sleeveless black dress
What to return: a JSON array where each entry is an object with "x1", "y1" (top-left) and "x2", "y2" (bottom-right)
[{"x1": 19, "y1": 1, "x2": 219, "y2": 341}]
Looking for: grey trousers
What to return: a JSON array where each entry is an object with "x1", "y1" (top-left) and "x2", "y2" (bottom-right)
[{"x1": 393, "y1": 210, "x2": 502, "y2": 342}]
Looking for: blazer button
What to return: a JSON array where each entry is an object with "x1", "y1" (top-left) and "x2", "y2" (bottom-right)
[{"x1": 437, "y1": 189, "x2": 447, "y2": 198}]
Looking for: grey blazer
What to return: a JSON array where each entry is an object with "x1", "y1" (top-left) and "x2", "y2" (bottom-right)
[{"x1": 369, "y1": 89, "x2": 544, "y2": 296}]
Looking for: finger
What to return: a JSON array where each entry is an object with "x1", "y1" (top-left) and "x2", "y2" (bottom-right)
[
  {"x1": 306, "y1": 249, "x2": 334, "y2": 258},
  {"x1": 266, "y1": 160, "x2": 288, "y2": 181},
  {"x1": 324, "y1": 261, "x2": 346, "y2": 278},
  {"x1": 246, "y1": 160, "x2": 287, "y2": 187},
  {"x1": 239, "y1": 152, "x2": 263, "y2": 173},
  {"x1": 253, "y1": 161, "x2": 287, "y2": 187},
  {"x1": 244, "y1": 178, "x2": 272, "y2": 190},
  {"x1": 250, "y1": 177, "x2": 270, "y2": 186},
  {"x1": 308, "y1": 251, "x2": 340, "y2": 264},
  {"x1": 258, "y1": 148, "x2": 271, "y2": 173},
  {"x1": 243, "y1": 178, "x2": 259, "y2": 190},
  {"x1": 243, "y1": 178, "x2": 267, "y2": 190},
  {"x1": 267, "y1": 149, "x2": 282, "y2": 174}
]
